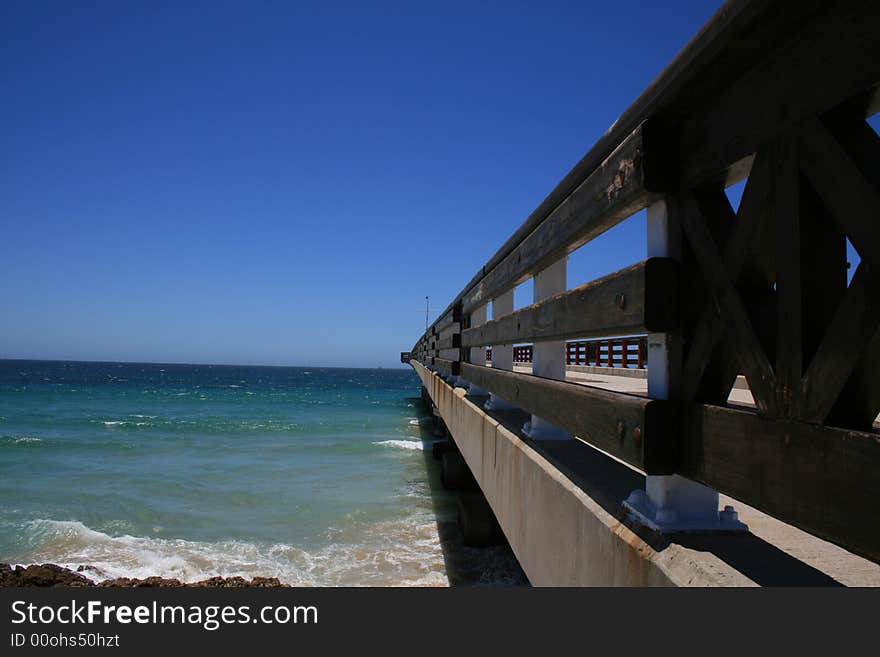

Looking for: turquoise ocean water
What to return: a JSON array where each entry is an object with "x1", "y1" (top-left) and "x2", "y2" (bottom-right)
[{"x1": 0, "y1": 360, "x2": 521, "y2": 585}]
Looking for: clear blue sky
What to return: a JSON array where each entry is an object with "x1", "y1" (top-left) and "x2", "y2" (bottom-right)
[{"x1": 2, "y1": 1, "x2": 739, "y2": 367}]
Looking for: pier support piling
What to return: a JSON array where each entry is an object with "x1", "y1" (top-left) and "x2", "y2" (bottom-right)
[
  {"x1": 457, "y1": 493, "x2": 503, "y2": 547},
  {"x1": 431, "y1": 439, "x2": 455, "y2": 461},
  {"x1": 441, "y1": 451, "x2": 478, "y2": 490}
]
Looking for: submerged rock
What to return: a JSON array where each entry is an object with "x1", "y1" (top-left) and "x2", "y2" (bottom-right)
[{"x1": 0, "y1": 563, "x2": 287, "y2": 587}]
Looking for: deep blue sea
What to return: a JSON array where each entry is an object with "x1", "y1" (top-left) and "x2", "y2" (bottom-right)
[{"x1": 0, "y1": 360, "x2": 522, "y2": 585}]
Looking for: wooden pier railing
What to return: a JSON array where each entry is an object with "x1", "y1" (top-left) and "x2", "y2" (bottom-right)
[{"x1": 405, "y1": 0, "x2": 880, "y2": 562}]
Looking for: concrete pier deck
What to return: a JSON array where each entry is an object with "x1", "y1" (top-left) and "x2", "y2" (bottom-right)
[{"x1": 417, "y1": 362, "x2": 880, "y2": 586}]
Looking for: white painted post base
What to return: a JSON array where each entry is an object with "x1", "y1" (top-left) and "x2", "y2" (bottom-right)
[
  {"x1": 445, "y1": 375, "x2": 466, "y2": 387},
  {"x1": 522, "y1": 417, "x2": 572, "y2": 441},
  {"x1": 522, "y1": 257, "x2": 572, "y2": 441},
  {"x1": 624, "y1": 475, "x2": 747, "y2": 533},
  {"x1": 484, "y1": 395, "x2": 517, "y2": 411}
]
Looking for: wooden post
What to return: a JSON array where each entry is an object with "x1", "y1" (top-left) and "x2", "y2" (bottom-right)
[
  {"x1": 485, "y1": 289, "x2": 517, "y2": 411},
  {"x1": 523, "y1": 257, "x2": 572, "y2": 440},
  {"x1": 625, "y1": 199, "x2": 744, "y2": 531},
  {"x1": 466, "y1": 304, "x2": 489, "y2": 396}
]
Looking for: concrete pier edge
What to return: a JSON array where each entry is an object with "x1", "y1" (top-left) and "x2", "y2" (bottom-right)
[{"x1": 412, "y1": 360, "x2": 880, "y2": 586}]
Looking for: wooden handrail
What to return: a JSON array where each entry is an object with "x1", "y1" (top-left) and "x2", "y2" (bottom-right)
[
  {"x1": 419, "y1": 0, "x2": 842, "y2": 336},
  {"x1": 408, "y1": 0, "x2": 880, "y2": 562}
]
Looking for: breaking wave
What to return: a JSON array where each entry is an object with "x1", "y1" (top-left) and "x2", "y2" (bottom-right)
[
  {"x1": 372, "y1": 439, "x2": 431, "y2": 451},
  {"x1": 15, "y1": 518, "x2": 451, "y2": 587},
  {"x1": 1, "y1": 435, "x2": 43, "y2": 445}
]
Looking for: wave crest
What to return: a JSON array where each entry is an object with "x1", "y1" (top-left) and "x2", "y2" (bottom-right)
[
  {"x1": 372, "y1": 439, "x2": 430, "y2": 452},
  {"x1": 1, "y1": 435, "x2": 43, "y2": 445}
]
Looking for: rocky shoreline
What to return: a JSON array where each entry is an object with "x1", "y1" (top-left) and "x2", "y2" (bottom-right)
[{"x1": 0, "y1": 563, "x2": 287, "y2": 587}]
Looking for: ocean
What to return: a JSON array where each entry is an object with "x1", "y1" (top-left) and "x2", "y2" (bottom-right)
[{"x1": 0, "y1": 360, "x2": 525, "y2": 586}]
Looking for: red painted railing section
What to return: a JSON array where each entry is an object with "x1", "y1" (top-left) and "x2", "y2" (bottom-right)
[{"x1": 485, "y1": 337, "x2": 646, "y2": 369}]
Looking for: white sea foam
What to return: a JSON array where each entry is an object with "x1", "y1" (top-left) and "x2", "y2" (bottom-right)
[
  {"x1": 373, "y1": 439, "x2": 430, "y2": 451},
  {"x1": 3, "y1": 436, "x2": 43, "y2": 444},
  {"x1": 19, "y1": 517, "x2": 451, "y2": 587},
  {"x1": 101, "y1": 420, "x2": 150, "y2": 428}
]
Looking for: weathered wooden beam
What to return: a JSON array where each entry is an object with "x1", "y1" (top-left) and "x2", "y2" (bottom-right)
[
  {"x1": 460, "y1": 363, "x2": 676, "y2": 474},
  {"x1": 432, "y1": 318, "x2": 460, "y2": 339},
  {"x1": 431, "y1": 357, "x2": 460, "y2": 377},
  {"x1": 434, "y1": 334, "x2": 461, "y2": 350},
  {"x1": 828, "y1": 328, "x2": 880, "y2": 431},
  {"x1": 797, "y1": 116, "x2": 880, "y2": 272},
  {"x1": 680, "y1": 190, "x2": 778, "y2": 416},
  {"x1": 461, "y1": 0, "x2": 829, "y2": 297},
  {"x1": 461, "y1": 124, "x2": 663, "y2": 314},
  {"x1": 680, "y1": 149, "x2": 772, "y2": 403},
  {"x1": 772, "y1": 134, "x2": 803, "y2": 418},
  {"x1": 678, "y1": 402, "x2": 880, "y2": 563},
  {"x1": 797, "y1": 179, "x2": 847, "y2": 373},
  {"x1": 801, "y1": 264, "x2": 880, "y2": 424},
  {"x1": 418, "y1": 0, "x2": 771, "y2": 329},
  {"x1": 417, "y1": 2, "x2": 842, "y2": 334},
  {"x1": 430, "y1": 303, "x2": 463, "y2": 337},
  {"x1": 677, "y1": 0, "x2": 880, "y2": 189},
  {"x1": 461, "y1": 259, "x2": 678, "y2": 347},
  {"x1": 799, "y1": 115, "x2": 880, "y2": 427},
  {"x1": 679, "y1": 185, "x2": 737, "y2": 402},
  {"x1": 825, "y1": 114, "x2": 880, "y2": 430}
]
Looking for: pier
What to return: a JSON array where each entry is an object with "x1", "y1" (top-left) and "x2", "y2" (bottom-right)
[{"x1": 403, "y1": 0, "x2": 880, "y2": 585}]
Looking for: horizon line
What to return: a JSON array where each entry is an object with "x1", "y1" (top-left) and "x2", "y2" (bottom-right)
[{"x1": 0, "y1": 356, "x2": 411, "y2": 371}]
